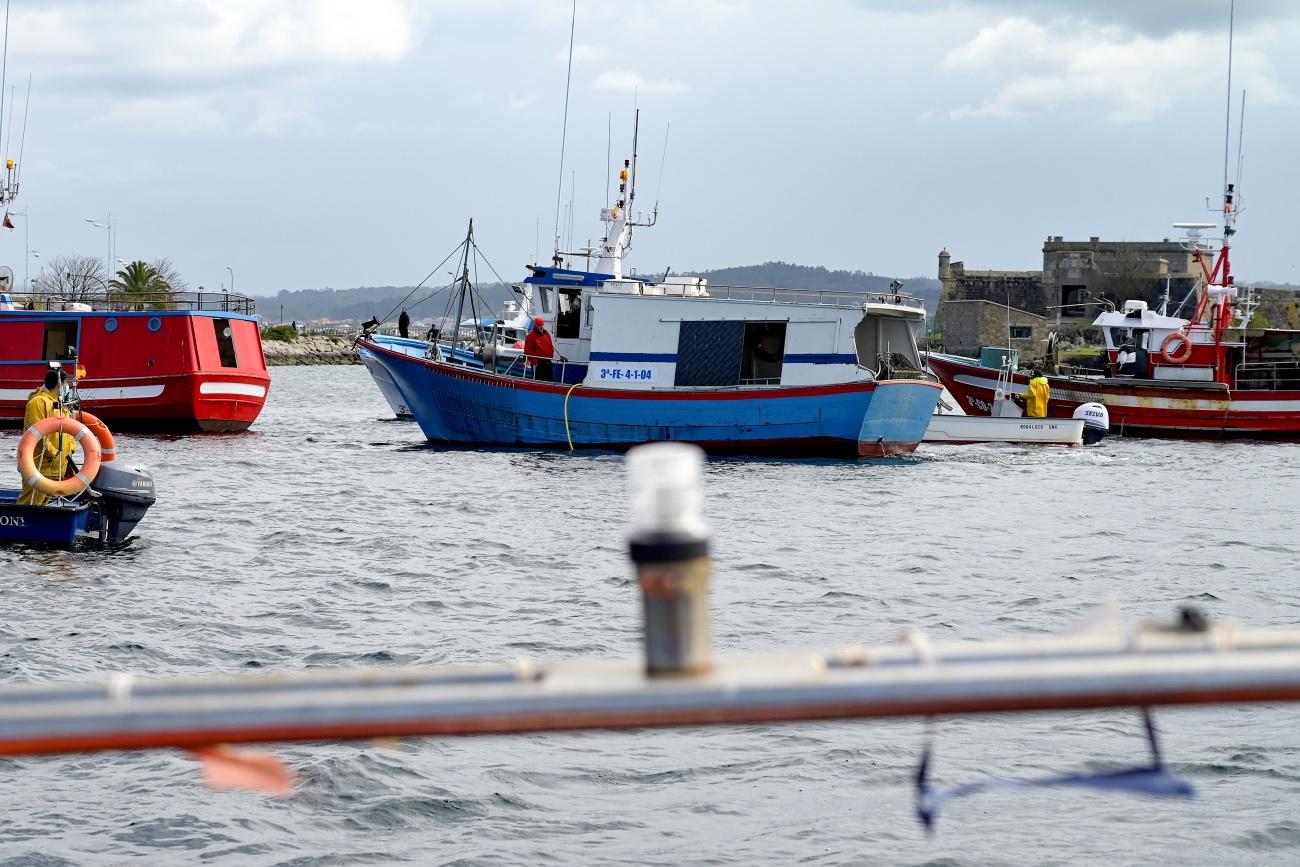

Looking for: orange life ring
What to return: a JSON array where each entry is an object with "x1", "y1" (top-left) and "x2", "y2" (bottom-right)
[
  {"x1": 1160, "y1": 330, "x2": 1193, "y2": 364},
  {"x1": 16, "y1": 416, "x2": 103, "y2": 498},
  {"x1": 74, "y1": 410, "x2": 116, "y2": 462}
]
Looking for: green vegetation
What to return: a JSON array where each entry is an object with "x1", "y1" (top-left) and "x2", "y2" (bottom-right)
[
  {"x1": 261, "y1": 324, "x2": 299, "y2": 342},
  {"x1": 1248, "y1": 310, "x2": 1271, "y2": 329},
  {"x1": 108, "y1": 260, "x2": 176, "y2": 308}
]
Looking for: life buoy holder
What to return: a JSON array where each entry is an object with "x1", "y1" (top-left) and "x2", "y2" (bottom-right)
[
  {"x1": 16, "y1": 416, "x2": 103, "y2": 498},
  {"x1": 1160, "y1": 331, "x2": 1193, "y2": 364},
  {"x1": 74, "y1": 410, "x2": 116, "y2": 462}
]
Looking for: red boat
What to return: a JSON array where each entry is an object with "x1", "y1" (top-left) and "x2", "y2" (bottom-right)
[
  {"x1": 929, "y1": 185, "x2": 1300, "y2": 440},
  {"x1": 0, "y1": 291, "x2": 270, "y2": 432}
]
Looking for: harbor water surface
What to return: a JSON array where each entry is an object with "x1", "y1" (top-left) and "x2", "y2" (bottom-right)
[{"x1": 1, "y1": 366, "x2": 1297, "y2": 865}]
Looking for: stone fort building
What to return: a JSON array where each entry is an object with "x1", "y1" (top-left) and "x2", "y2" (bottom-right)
[{"x1": 934, "y1": 236, "x2": 1201, "y2": 360}]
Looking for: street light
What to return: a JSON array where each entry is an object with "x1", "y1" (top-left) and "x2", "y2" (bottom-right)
[
  {"x1": 85, "y1": 214, "x2": 114, "y2": 281},
  {"x1": 226, "y1": 265, "x2": 234, "y2": 295}
]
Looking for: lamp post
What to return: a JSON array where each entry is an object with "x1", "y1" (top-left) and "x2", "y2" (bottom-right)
[
  {"x1": 226, "y1": 265, "x2": 234, "y2": 294},
  {"x1": 85, "y1": 214, "x2": 113, "y2": 282}
]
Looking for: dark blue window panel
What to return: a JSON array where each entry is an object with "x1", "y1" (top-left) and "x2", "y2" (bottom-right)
[{"x1": 674, "y1": 320, "x2": 744, "y2": 387}]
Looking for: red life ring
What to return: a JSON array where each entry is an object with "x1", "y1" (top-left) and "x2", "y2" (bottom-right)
[
  {"x1": 16, "y1": 415, "x2": 103, "y2": 498},
  {"x1": 1160, "y1": 331, "x2": 1193, "y2": 364}
]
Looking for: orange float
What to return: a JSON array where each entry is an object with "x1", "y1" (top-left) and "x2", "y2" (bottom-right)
[
  {"x1": 74, "y1": 410, "x2": 116, "y2": 462},
  {"x1": 16, "y1": 416, "x2": 103, "y2": 498}
]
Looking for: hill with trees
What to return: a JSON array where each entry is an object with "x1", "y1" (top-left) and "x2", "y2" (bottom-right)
[{"x1": 254, "y1": 262, "x2": 941, "y2": 325}]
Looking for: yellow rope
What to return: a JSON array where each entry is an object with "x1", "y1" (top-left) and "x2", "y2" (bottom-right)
[{"x1": 563, "y1": 381, "x2": 581, "y2": 451}]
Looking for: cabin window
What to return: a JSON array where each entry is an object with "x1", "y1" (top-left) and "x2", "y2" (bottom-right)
[
  {"x1": 739, "y1": 322, "x2": 786, "y2": 385},
  {"x1": 537, "y1": 286, "x2": 552, "y2": 314},
  {"x1": 43, "y1": 321, "x2": 79, "y2": 361},
  {"x1": 212, "y1": 318, "x2": 238, "y2": 368},
  {"x1": 557, "y1": 290, "x2": 582, "y2": 338},
  {"x1": 674, "y1": 320, "x2": 745, "y2": 387},
  {"x1": 1009, "y1": 326, "x2": 1032, "y2": 340}
]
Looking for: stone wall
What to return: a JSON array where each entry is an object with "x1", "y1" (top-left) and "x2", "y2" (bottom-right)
[
  {"x1": 934, "y1": 299, "x2": 1047, "y2": 359},
  {"x1": 262, "y1": 334, "x2": 361, "y2": 366}
]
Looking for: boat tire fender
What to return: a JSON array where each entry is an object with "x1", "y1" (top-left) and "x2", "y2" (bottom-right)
[
  {"x1": 75, "y1": 410, "x2": 116, "y2": 462},
  {"x1": 16, "y1": 416, "x2": 104, "y2": 497},
  {"x1": 1160, "y1": 331, "x2": 1193, "y2": 364}
]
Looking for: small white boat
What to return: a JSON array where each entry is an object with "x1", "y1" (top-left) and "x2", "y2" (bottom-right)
[
  {"x1": 923, "y1": 413, "x2": 1084, "y2": 446},
  {"x1": 922, "y1": 358, "x2": 1107, "y2": 446}
]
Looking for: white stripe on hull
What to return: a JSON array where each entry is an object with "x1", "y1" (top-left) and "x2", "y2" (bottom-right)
[{"x1": 198, "y1": 381, "x2": 268, "y2": 398}]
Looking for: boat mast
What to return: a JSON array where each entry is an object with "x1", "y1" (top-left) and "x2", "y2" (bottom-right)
[{"x1": 451, "y1": 219, "x2": 475, "y2": 346}]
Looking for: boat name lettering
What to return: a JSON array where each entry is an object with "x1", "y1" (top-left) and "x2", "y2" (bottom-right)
[
  {"x1": 0, "y1": 516, "x2": 25, "y2": 527},
  {"x1": 596, "y1": 365, "x2": 658, "y2": 383}
]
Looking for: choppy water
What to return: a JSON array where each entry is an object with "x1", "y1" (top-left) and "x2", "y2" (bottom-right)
[{"x1": 1, "y1": 365, "x2": 1298, "y2": 865}]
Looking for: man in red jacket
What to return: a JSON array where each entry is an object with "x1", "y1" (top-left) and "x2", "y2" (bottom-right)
[{"x1": 524, "y1": 316, "x2": 555, "y2": 382}]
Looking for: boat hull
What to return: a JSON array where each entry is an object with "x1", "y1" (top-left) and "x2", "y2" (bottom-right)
[
  {"x1": 364, "y1": 339, "x2": 941, "y2": 457},
  {"x1": 923, "y1": 414, "x2": 1084, "y2": 446},
  {"x1": 927, "y1": 352, "x2": 1300, "y2": 438},
  {"x1": 0, "y1": 310, "x2": 270, "y2": 432},
  {"x1": 0, "y1": 498, "x2": 92, "y2": 545}
]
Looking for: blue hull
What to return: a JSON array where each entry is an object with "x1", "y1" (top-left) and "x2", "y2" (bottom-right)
[
  {"x1": 0, "y1": 496, "x2": 93, "y2": 545},
  {"x1": 363, "y1": 340, "x2": 941, "y2": 457}
]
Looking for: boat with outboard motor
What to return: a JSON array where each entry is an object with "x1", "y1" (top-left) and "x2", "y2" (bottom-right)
[
  {"x1": 922, "y1": 354, "x2": 1108, "y2": 446},
  {"x1": 359, "y1": 129, "x2": 942, "y2": 457},
  {"x1": 0, "y1": 376, "x2": 155, "y2": 544}
]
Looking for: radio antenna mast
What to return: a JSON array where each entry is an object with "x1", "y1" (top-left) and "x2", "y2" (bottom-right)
[{"x1": 551, "y1": 0, "x2": 577, "y2": 266}]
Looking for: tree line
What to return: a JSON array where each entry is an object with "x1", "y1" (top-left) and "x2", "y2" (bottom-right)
[{"x1": 32, "y1": 254, "x2": 188, "y2": 307}]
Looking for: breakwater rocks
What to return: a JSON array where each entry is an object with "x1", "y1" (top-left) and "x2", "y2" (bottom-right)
[{"x1": 262, "y1": 335, "x2": 361, "y2": 366}]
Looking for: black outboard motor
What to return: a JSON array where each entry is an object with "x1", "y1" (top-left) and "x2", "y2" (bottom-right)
[{"x1": 88, "y1": 464, "x2": 156, "y2": 543}]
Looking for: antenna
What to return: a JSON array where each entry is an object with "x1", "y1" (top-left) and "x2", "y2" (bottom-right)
[
  {"x1": 0, "y1": 0, "x2": 8, "y2": 168},
  {"x1": 651, "y1": 123, "x2": 670, "y2": 223},
  {"x1": 551, "y1": 0, "x2": 576, "y2": 264},
  {"x1": 1234, "y1": 89, "x2": 1246, "y2": 211},
  {"x1": 605, "y1": 113, "x2": 611, "y2": 206},
  {"x1": 1222, "y1": 0, "x2": 1234, "y2": 200}
]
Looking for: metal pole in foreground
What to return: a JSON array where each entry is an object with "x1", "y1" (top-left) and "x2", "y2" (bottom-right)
[{"x1": 627, "y1": 443, "x2": 713, "y2": 677}]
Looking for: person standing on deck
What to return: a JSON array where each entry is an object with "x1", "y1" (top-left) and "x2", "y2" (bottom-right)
[
  {"x1": 398, "y1": 308, "x2": 411, "y2": 339},
  {"x1": 524, "y1": 317, "x2": 555, "y2": 382},
  {"x1": 17, "y1": 369, "x2": 75, "y2": 506},
  {"x1": 1017, "y1": 368, "x2": 1051, "y2": 418}
]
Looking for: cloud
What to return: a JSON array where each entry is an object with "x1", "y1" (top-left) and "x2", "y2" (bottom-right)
[
  {"x1": 940, "y1": 16, "x2": 1290, "y2": 122},
  {"x1": 505, "y1": 93, "x2": 538, "y2": 113},
  {"x1": 555, "y1": 44, "x2": 607, "y2": 65},
  {"x1": 854, "y1": 0, "x2": 1300, "y2": 35},
  {"x1": 99, "y1": 95, "x2": 227, "y2": 134},
  {"x1": 11, "y1": 0, "x2": 428, "y2": 133},
  {"x1": 591, "y1": 69, "x2": 689, "y2": 95}
]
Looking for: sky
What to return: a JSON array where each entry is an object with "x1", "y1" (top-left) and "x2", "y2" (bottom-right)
[{"x1": 2, "y1": 0, "x2": 1298, "y2": 296}]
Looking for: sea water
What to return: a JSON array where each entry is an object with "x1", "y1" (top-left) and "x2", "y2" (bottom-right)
[{"x1": 0, "y1": 365, "x2": 1297, "y2": 865}]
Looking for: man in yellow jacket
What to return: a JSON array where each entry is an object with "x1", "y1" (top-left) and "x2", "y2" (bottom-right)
[
  {"x1": 1022, "y1": 368, "x2": 1051, "y2": 418},
  {"x1": 17, "y1": 368, "x2": 76, "y2": 506}
]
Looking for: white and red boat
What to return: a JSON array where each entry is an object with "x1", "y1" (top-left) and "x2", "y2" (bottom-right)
[
  {"x1": 929, "y1": 187, "x2": 1300, "y2": 439},
  {"x1": 0, "y1": 288, "x2": 270, "y2": 432}
]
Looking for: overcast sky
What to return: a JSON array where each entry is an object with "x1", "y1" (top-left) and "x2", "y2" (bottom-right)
[{"x1": 5, "y1": 0, "x2": 1298, "y2": 295}]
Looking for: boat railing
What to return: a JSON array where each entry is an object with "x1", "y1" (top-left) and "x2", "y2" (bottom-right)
[
  {"x1": 635, "y1": 282, "x2": 928, "y2": 311},
  {"x1": 1235, "y1": 360, "x2": 1300, "y2": 391},
  {"x1": 12, "y1": 288, "x2": 258, "y2": 315}
]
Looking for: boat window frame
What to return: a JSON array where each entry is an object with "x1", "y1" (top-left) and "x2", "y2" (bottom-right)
[{"x1": 212, "y1": 317, "x2": 239, "y2": 368}]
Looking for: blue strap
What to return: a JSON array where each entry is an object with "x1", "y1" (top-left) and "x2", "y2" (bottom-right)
[{"x1": 915, "y1": 710, "x2": 1195, "y2": 832}]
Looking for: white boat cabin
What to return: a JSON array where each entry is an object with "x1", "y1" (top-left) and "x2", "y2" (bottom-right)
[{"x1": 527, "y1": 275, "x2": 928, "y2": 390}]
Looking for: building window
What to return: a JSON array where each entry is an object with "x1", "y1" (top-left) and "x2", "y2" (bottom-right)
[
  {"x1": 1061, "y1": 285, "x2": 1087, "y2": 316},
  {"x1": 1010, "y1": 326, "x2": 1032, "y2": 340}
]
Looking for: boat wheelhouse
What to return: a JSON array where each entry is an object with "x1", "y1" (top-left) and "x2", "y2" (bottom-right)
[{"x1": 0, "y1": 288, "x2": 270, "y2": 432}]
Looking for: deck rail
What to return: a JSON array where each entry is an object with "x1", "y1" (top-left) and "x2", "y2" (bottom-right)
[
  {"x1": 625, "y1": 283, "x2": 928, "y2": 312},
  {"x1": 12, "y1": 289, "x2": 258, "y2": 315},
  {"x1": 1235, "y1": 360, "x2": 1300, "y2": 391}
]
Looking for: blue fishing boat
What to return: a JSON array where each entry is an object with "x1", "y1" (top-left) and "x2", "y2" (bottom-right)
[
  {"x1": 0, "y1": 462, "x2": 156, "y2": 546},
  {"x1": 359, "y1": 132, "x2": 941, "y2": 456}
]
